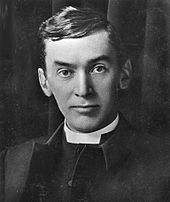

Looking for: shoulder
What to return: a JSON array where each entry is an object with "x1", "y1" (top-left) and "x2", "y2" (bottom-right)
[
  {"x1": 117, "y1": 113, "x2": 170, "y2": 174},
  {"x1": 113, "y1": 113, "x2": 170, "y2": 169},
  {"x1": 119, "y1": 113, "x2": 170, "y2": 162},
  {"x1": 0, "y1": 135, "x2": 50, "y2": 166},
  {"x1": 134, "y1": 131, "x2": 170, "y2": 159},
  {"x1": 0, "y1": 122, "x2": 64, "y2": 164},
  {"x1": 128, "y1": 130, "x2": 170, "y2": 182}
]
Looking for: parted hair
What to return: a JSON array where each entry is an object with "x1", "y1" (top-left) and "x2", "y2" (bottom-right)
[{"x1": 38, "y1": 6, "x2": 126, "y2": 71}]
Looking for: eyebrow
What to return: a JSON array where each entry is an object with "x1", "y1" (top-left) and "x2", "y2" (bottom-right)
[
  {"x1": 54, "y1": 60, "x2": 75, "y2": 68},
  {"x1": 87, "y1": 55, "x2": 111, "y2": 65},
  {"x1": 53, "y1": 55, "x2": 111, "y2": 68}
]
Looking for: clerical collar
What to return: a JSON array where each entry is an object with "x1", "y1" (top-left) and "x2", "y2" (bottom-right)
[{"x1": 64, "y1": 114, "x2": 119, "y2": 144}]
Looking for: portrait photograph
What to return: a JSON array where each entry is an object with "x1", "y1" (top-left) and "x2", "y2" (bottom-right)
[{"x1": 0, "y1": 0, "x2": 170, "y2": 201}]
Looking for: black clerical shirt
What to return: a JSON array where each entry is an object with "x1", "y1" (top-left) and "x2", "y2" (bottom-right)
[{"x1": 49, "y1": 132, "x2": 109, "y2": 202}]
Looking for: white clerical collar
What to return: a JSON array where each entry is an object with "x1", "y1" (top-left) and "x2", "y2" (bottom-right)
[{"x1": 64, "y1": 114, "x2": 119, "y2": 144}]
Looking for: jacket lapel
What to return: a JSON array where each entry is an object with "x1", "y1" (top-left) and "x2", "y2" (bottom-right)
[
  {"x1": 5, "y1": 141, "x2": 35, "y2": 202},
  {"x1": 5, "y1": 123, "x2": 64, "y2": 202}
]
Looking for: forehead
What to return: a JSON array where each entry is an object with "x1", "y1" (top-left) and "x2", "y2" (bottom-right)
[{"x1": 45, "y1": 31, "x2": 117, "y2": 64}]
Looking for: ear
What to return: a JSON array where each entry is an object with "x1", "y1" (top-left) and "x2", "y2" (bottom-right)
[
  {"x1": 38, "y1": 68, "x2": 52, "y2": 97},
  {"x1": 119, "y1": 59, "x2": 132, "y2": 90}
]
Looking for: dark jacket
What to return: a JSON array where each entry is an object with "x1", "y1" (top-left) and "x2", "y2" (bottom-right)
[{"x1": 0, "y1": 115, "x2": 170, "y2": 202}]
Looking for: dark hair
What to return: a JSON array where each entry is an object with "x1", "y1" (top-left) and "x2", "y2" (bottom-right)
[{"x1": 38, "y1": 6, "x2": 126, "y2": 72}]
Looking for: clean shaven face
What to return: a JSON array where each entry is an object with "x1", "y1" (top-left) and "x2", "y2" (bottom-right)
[{"x1": 39, "y1": 30, "x2": 123, "y2": 133}]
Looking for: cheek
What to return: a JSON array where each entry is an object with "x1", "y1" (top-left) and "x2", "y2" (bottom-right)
[
  {"x1": 95, "y1": 78, "x2": 118, "y2": 105},
  {"x1": 49, "y1": 82, "x2": 71, "y2": 108},
  {"x1": 52, "y1": 90, "x2": 68, "y2": 116},
  {"x1": 53, "y1": 89, "x2": 67, "y2": 104},
  {"x1": 95, "y1": 76, "x2": 117, "y2": 94}
]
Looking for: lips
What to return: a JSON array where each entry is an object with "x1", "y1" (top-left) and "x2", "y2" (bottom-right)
[
  {"x1": 72, "y1": 105, "x2": 98, "y2": 108},
  {"x1": 70, "y1": 105, "x2": 99, "y2": 113}
]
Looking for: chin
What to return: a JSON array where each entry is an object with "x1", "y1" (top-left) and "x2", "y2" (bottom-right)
[{"x1": 69, "y1": 120, "x2": 101, "y2": 133}]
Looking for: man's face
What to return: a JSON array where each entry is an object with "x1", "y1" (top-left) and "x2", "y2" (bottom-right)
[{"x1": 39, "y1": 31, "x2": 126, "y2": 133}]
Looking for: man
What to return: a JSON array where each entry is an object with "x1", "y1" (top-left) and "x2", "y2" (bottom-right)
[{"x1": 1, "y1": 6, "x2": 170, "y2": 202}]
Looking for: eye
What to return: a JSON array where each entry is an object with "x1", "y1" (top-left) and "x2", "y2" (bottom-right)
[
  {"x1": 91, "y1": 64, "x2": 106, "y2": 74},
  {"x1": 57, "y1": 69, "x2": 73, "y2": 78}
]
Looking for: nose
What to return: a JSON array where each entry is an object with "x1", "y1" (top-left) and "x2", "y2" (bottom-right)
[{"x1": 74, "y1": 71, "x2": 93, "y2": 97}]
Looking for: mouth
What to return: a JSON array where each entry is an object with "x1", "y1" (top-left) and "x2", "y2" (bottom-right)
[{"x1": 70, "y1": 105, "x2": 99, "y2": 114}]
